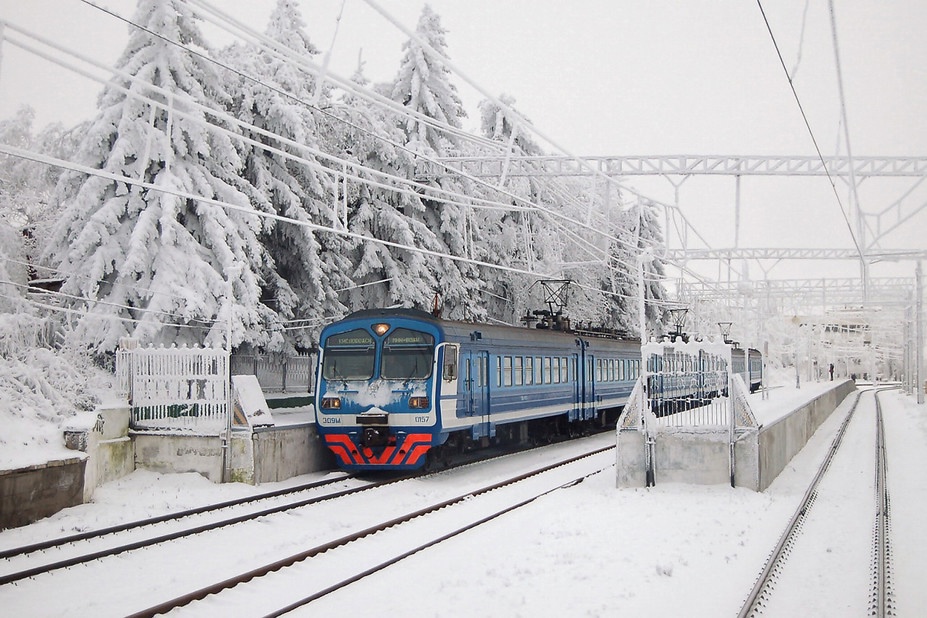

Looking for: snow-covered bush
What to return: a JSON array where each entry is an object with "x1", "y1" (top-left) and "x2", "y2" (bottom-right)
[{"x1": 0, "y1": 312, "x2": 116, "y2": 469}]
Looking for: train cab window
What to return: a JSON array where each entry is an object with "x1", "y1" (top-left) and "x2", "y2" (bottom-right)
[
  {"x1": 322, "y1": 329, "x2": 375, "y2": 380},
  {"x1": 514, "y1": 356, "x2": 524, "y2": 386},
  {"x1": 381, "y1": 328, "x2": 434, "y2": 380},
  {"x1": 525, "y1": 356, "x2": 534, "y2": 385}
]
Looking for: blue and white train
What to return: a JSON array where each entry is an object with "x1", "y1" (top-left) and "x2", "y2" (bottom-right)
[{"x1": 315, "y1": 308, "x2": 641, "y2": 471}]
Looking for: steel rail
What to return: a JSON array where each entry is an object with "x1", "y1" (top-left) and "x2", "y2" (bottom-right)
[
  {"x1": 869, "y1": 391, "x2": 896, "y2": 617},
  {"x1": 0, "y1": 475, "x2": 394, "y2": 586},
  {"x1": 737, "y1": 390, "x2": 864, "y2": 617},
  {"x1": 125, "y1": 444, "x2": 616, "y2": 618},
  {"x1": 0, "y1": 473, "x2": 354, "y2": 560}
]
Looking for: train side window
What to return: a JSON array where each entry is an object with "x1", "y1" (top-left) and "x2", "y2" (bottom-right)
[
  {"x1": 496, "y1": 356, "x2": 502, "y2": 387},
  {"x1": 443, "y1": 345, "x2": 458, "y2": 381},
  {"x1": 543, "y1": 357, "x2": 551, "y2": 384},
  {"x1": 552, "y1": 358, "x2": 561, "y2": 384},
  {"x1": 514, "y1": 356, "x2": 523, "y2": 386},
  {"x1": 595, "y1": 359, "x2": 602, "y2": 382},
  {"x1": 503, "y1": 356, "x2": 513, "y2": 387},
  {"x1": 524, "y1": 356, "x2": 534, "y2": 385},
  {"x1": 478, "y1": 356, "x2": 486, "y2": 387}
]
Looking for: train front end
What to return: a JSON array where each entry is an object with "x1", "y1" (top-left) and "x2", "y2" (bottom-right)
[{"x1": 315, "y1": 310, "x2": 447, "y2": 471}]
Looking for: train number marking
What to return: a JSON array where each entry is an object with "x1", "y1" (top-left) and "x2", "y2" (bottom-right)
[{"x1": 321, "y1": 417, "x2": 342, "y2": 424}]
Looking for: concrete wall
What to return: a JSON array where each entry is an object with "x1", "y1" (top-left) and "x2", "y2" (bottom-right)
[
  {"x1": 252, "y1": 423, "x2": 335, "y2": 484},
  {"x1": 655, "y1": 429, "x2": 733, "y2": 486},
  {"x1": 757, "y1": 379, "x2": 856, "y2": 491},
  {"x1": 615, "y1": 430, "x2": 648, "y2": 488},
  {"x1": 132, "y1": 423, "x2": 335, "y2": 484},
  {"x1": 134, "y1": 432, "x2": 226, "y2": 482},
  {"x1": 75, "y1": 404, "x2": 136, "y2": 502},
  {"x1": 0, "y1": 458, "x2": 86, "y2": 529}
]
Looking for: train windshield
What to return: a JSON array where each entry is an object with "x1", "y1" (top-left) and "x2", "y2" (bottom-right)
[
  {"x1": 381, "y1": 328, "x2": 434, "y2": 380},
  {"x1": 322, "y1": 329, "x2": 375, "y2": 380}
]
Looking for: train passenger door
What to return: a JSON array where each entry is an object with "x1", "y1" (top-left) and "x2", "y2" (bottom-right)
[
  {"x1": 464, "y1": 350, "x2": 490, "y2": 438},
  {"x1": 572, "y1": 352, "x2": 582, "y2": 421},
  {"x1": 584, "y1": 353, "x2": 595, "y2": 421}
]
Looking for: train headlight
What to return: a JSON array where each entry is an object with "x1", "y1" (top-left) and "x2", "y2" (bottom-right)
[
  {"x1": 320, "y1": 396, "x2": 342, "y2": 409},
  {"x1": 409, "y1": 396, "x2": 430, "y2": 409},
  {"x1": 373, "y1": 323, "x2": 390, "y2": 336}
]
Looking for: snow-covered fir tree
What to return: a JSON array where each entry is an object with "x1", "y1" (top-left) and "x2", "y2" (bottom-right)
[
  {"x1": 331, "y1": 60, "x2": 444, "y2": 313},
  {"x1": 222, "y1": 0, "x2": 352, "y2": 350},
  {"x1": 0, "y1": 106, "x2": 81, "y2": 287},
  {"x1": 615, "y1": 200, "x2": 667, "y2": 338},
  {"x1": 46, "y1": 0, "x2": 278, "y2": 353},
  {"x1": 474, "y1": 94, "x2": 564, "y2": 322},
  {"x1": 390, "y1": 5, "x2": 484, "y2": 321}
]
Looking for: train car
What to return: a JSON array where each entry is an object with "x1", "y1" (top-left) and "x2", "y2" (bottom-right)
[
  {"x1": 315, "y1": 308, "x2": 640, "y2": 471},
  {"x1": 731, "y1": 346, "x2": 763, "y2": 393},
  {"x1": 747, "y1": 347, "x2": 763, "y2": 392}
]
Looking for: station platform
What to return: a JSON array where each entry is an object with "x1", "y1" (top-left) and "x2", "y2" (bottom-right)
[{"x1": 616, "y1": 377, "x2": 858, "y2": 490}]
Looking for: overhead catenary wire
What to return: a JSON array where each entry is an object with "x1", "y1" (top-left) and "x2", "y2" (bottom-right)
[
  {"x1": 755, "y1": 0, "x2": 865, "y2": 263},
  {"x1": 0, "y1": 21, "x2": 672, "y2": 303},
  {"x1": 4, "y1": 10, "x2": 664, "y2": 271},
  {"x1": 0, "y1": 3, "x2": 734, "y2": 325}
]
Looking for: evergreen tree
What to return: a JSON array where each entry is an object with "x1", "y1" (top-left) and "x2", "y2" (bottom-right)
[
  {"x1": 390, "y1": 5, "x2": 465, "y2": 157},
  {"x1": 474, "y1": 95, "x2": 556, "y2": 321},
  {"x1": 612, "y1": 201, "x2": 667, "y2": 337},
  {"x1": 334, "y1": 61, "x2": 442, "y2": 313},
  {"x1": 0, "y1": 107, "x2": 79, "y2": 284},
  {"x1": 223, "y1": 0, "x2": 351, "y2": 350},
  {"x1": 46, "y1": 0, "x2": 276, "y2": 352},
  {"x1": 390, "y1": 5, "x2": 481, "y2": 320}
]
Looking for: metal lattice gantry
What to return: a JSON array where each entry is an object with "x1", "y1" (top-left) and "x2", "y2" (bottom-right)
[
  {"x1": 430, "y1": 153, "x2": 925, "y2": 402},
  {"x1": 431, "y1": 155, "x2": 927, "y2": 179},
  {"x1": 663, "y1": 248, "x2": 927, "y2": 262},
  {"x1": 676, "y1": 277, "x2": 915, "y2": 306},
  {"x1": 431, "y1": 154, "x2": 925, "y2": 299}
]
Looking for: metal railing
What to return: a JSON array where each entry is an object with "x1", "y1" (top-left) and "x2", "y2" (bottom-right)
[
  {"x1": 230, "y1": 354, "x2": 315, "y2": 393},
  {"x1": 117, "y1": 344, "x2": 228, "y2": 432}
]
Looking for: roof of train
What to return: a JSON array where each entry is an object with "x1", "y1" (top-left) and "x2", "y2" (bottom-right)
[{"x1": 335, "y1": 308, "x2": 640, "y2": 349}]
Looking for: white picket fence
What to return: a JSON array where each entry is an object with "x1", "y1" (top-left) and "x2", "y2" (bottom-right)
[{"x1": 117, "y1": 342, "x2": 229, "y2": 432}]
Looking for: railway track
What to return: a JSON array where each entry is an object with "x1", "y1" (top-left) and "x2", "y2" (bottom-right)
[
  {"x1": 738, "y1": 388, "x2": 897, "y2": 617},
  {"x1": 143, "y1": 440, "x2": 616, "y2": 617},
  {"x1": 0, "y1": 434, "x2": 615, "y2": 617},
  {"x1": 0, "y1": 435, "x2": 572, "y2": 586},
  {"x1": 0, "y1": 472, "x2": 389, "y2": 585}
]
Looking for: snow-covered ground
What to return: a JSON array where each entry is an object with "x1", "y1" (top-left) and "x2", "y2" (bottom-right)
[{"x1": 1, "y1": 377, "x2": 924, "y2": 617}]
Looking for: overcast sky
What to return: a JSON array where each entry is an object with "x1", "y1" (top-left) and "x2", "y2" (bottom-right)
[{"x1": 1, "y1": 0, "x2": 924, "y2": 282}]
